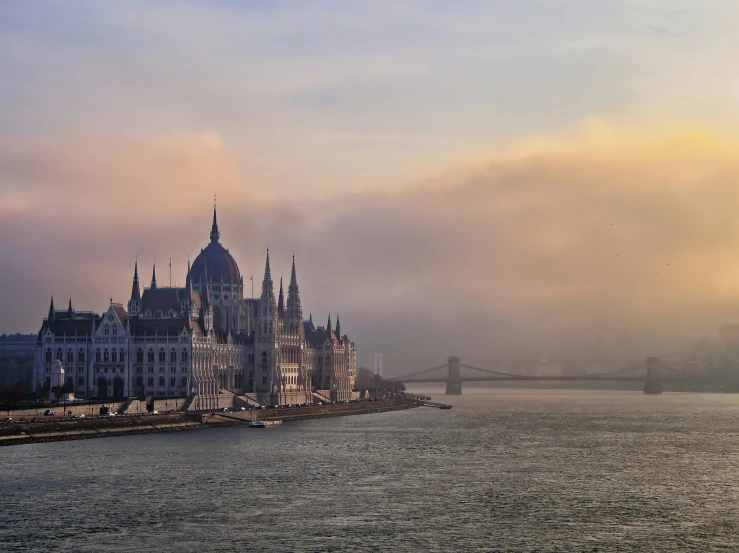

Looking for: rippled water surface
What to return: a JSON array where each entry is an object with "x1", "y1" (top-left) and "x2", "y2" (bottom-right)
[{"x1": 3, "y1": 389, "x2": 739, "y2": 552}]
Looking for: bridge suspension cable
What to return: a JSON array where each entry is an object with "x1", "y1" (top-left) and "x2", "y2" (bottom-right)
[
  {"x1": 459, "y1": 364, "x2": 520, "y2": 378},
  {"x1": 391, "y1": 363, "x2": 448, "y2": 381}
]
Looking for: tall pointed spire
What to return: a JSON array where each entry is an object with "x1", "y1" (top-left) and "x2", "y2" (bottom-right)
[
  {"x1": 210, "y1": 195, "x2": 220, "y2": 243},
  {"x1": 185, "y1": 259, "x2": 193, "y2": 302},
  {"x1": 327, "y1": 312, "x2": 332, "y2": 332},
  {"x1": 287, "y1": 255, "x2": 300, "y2": 302},
  {"x1": 286, "y1": 254, "x2": 303, "y2": 325},
  {"x1": 151, "y1": 261, "x2": 157, "y2": 289},
  {"x1": 278, "y1": 275, "x2": 285, "y2": 316},
  {"x1": 68, "y1": 297, "x2": 73, "y2": 318},
  {"x1": 261, "y1": 249, "x2": 273, "y2": 296},
  {"x1": 48, "y1": 296, "x2": 55, "y2": 322},
  {"x1": 335, "y1": 313, "x2": 341, "y2": 337},
  {"x1": 131, "y1": 258, "x2": 141, "y2": 301}
]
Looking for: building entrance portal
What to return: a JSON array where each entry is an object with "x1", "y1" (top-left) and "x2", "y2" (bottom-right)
[{"x1": 97, "y1": 377, "x2": 108, "y2": 399}]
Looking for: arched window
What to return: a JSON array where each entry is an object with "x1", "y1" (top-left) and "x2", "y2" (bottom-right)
[
  {"x1": 67, "y1": 350, "x2": 74, "y2": 363},
  {"x1": 78, "y1": 349, "x2": 84, "y2": 363},
  {"x1": 104, "y1": 324, "x2": 109, "y2": 335},
  {"x1": 181, "y1": 350, "x2": 188, "y2": 363},
  {"x1": 159, "y1": 376, "x2": 165, "y2": 386},
  {"x1": 56, "y1": 349, "x2": 62, "y2": 361},
  {"x1": 148, "y1": 350, "x2": 154, "y2": 362},
  {"x1": 45, "y1": 349, "x2": 52, "y2": 363},
  {"x1": 159, "y1": 349, "x2": 165, "y2": 363},
  {"x1": 96, "y1": 349, "x2": 101, "y2": 362},
  {"x1": 170, "y1": 349, "x2": 176, "y2": 363},
  {"x1": 112, "y1": 327, "x2": 117, "y2": 335},
  {"x1": 111, "y1": 350, "x2": 117, "y2": 363},
  {"x1": 120, "y1": 349, "x2": 125, "y2": 362},
  {"x1": 103, "y1": 349, "x2": 109, "y2": 362},
  {"x1": 137, "y1": 349, "x2": 143, "y2": 363}
]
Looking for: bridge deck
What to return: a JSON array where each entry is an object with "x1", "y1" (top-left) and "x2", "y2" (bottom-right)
[{"x1": 395, "y1": 376, "x2": 701, "y2": 383}]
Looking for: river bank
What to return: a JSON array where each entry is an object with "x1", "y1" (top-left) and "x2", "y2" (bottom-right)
[{"x1": 0, "y1": 399, "x2": 422, "y2": 447}]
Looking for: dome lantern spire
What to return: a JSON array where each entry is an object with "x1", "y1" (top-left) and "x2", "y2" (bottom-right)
[{"x1": 210, "y1": 195, "x2": 220, "y2": 243}]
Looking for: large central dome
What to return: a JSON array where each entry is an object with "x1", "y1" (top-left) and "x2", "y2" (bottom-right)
[{"x1": 190, "y1": 206, "x2": 241, "y2": 285}]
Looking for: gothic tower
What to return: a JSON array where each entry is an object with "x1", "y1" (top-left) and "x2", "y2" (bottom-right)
[{"x1": 256, "y1": 249, "x2": 278, "y2": 398}]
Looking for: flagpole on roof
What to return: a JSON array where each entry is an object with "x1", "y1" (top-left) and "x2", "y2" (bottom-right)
[{"x1": 169, "y1": 258, "x2": 172, "y2": 287}]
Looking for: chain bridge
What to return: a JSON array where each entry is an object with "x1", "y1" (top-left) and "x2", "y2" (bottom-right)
[{"x1": 389, "y1": 356, "x2": 694, "y2": 395}]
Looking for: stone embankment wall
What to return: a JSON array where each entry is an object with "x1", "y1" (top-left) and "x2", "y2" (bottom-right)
[
  {"x1": 197, "y1": 399, "x2": 418, "y2": 424},
  {"x1": 152, "y1": 398, "x2": 187, "y2": 412},
  {"x1": 6, "y1": 402, "x2": 126, "y2": 418}
]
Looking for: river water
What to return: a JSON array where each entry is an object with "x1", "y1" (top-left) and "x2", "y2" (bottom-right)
[{"x1": 2, "y1": 389, "x2": 739, "y2": 552}]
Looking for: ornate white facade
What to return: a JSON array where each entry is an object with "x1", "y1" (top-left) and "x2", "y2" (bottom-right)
[{"x1": 33, "y1": 207, "x2": 357, "y2": 408}]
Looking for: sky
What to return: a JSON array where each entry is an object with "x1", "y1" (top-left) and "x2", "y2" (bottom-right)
[{"x1": 3, "y1": 1, "x2": 739, "y2": 373}]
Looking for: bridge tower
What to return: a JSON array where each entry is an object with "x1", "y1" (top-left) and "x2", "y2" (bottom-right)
[
  {"x1": 644, "y1": 356, "x2": 663, "y2": 394},
  {"x1": 446, "y1": 356, "x2": 462, "y2": 395}
]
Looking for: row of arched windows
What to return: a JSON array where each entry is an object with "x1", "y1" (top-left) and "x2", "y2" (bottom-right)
[
  {"x1": 45, "y1": 345, "x2": 192, "y2": 367},
  {"x1": 46, "y1": 349, "x2": 86, "y2": 364},
  {"x1": 103, "y1": 324, "x2": 118, "y2": 336},
  {"x1": 135, "y1": 348, "x2": 189, "y2": 364},
  {"x1": 94, "y1": 349, "x2": 126, "y2": 363}
]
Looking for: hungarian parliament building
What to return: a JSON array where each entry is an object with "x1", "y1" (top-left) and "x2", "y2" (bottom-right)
[{"x1": 33, "y1": 207, "x2": 357, "y2": 409}]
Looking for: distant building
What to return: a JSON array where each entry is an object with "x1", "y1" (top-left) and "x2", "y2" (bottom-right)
[
  {"x1": 34, "y1": 205, "x2": 357, "y2": 407},
  {"x1": 374, "y1": 353, "x2": 383, "y2": 377},
  {"x1": 0, "y1": 333, "x2": 36, "y2": 391}
]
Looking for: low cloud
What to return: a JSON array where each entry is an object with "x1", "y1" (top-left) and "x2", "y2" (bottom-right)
[{"x1": 3, "y1": 122, "x2": 739, "y2": 372}]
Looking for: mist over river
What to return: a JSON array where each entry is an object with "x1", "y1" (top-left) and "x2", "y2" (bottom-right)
[{"x1": 2, "y1": 389, "x2": 739, "y2": 552}]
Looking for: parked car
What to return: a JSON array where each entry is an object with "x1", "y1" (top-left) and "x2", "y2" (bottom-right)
[
  {"x1": 43, "y1": 409, "x2": 55, "y2": 416},
  {"x1": 238, "y1": 407, "x2": 246, "y2": 411},
  {"x1": 2, "y1": 417, "x2": 12, "y2": 423},
  {"x1": 150, "y1": 410, "x2": 160, "y2": 415},
  {"x1": 103, "y1": 412, "x2": 116, "y2": 417},
  {"x1": 73, "y1": 414, "x2": 85, "y2": 419}
]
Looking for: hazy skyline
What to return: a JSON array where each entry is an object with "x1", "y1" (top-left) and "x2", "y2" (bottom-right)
[{"x1": 3, "y1": 1, "x2": 739, "y2": 372}]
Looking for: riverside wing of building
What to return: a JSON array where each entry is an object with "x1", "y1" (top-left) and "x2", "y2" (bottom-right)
[{"x1": 35, "y1": 298, "x2": 101, "y2": 396}]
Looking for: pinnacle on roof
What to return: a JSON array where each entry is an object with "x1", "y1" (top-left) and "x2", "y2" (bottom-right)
[
  {"x1": 278, "y1": 275, "x2": 285, "y2": 316},
  {"x1": 327, "y1": 312, "x2": 332, "y2": 333},
  {"x1": 68, "y1": 297, "x2": 73, "y2": 317},
  {"x1": 210, "y1": 197, "x2": 220, "y2": 244},
  {"x1": 263, "y1": 248, "x2": 272, "y2": 285},
  {"x1": 151, "y1": 262, "x2": 158, "y2": 289},
  {"x1": 48, "y1": 296, "x2": 55, "y2": 322},
  {"x1": 131, "y1": 258, "x2": 141, "y2": 302},
  {"x1": 336, "y1": 313, "x2": 341, "y2": 336},
  {"x1": 287, "y1": 254, "x2": 301, "y2": 312}
]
